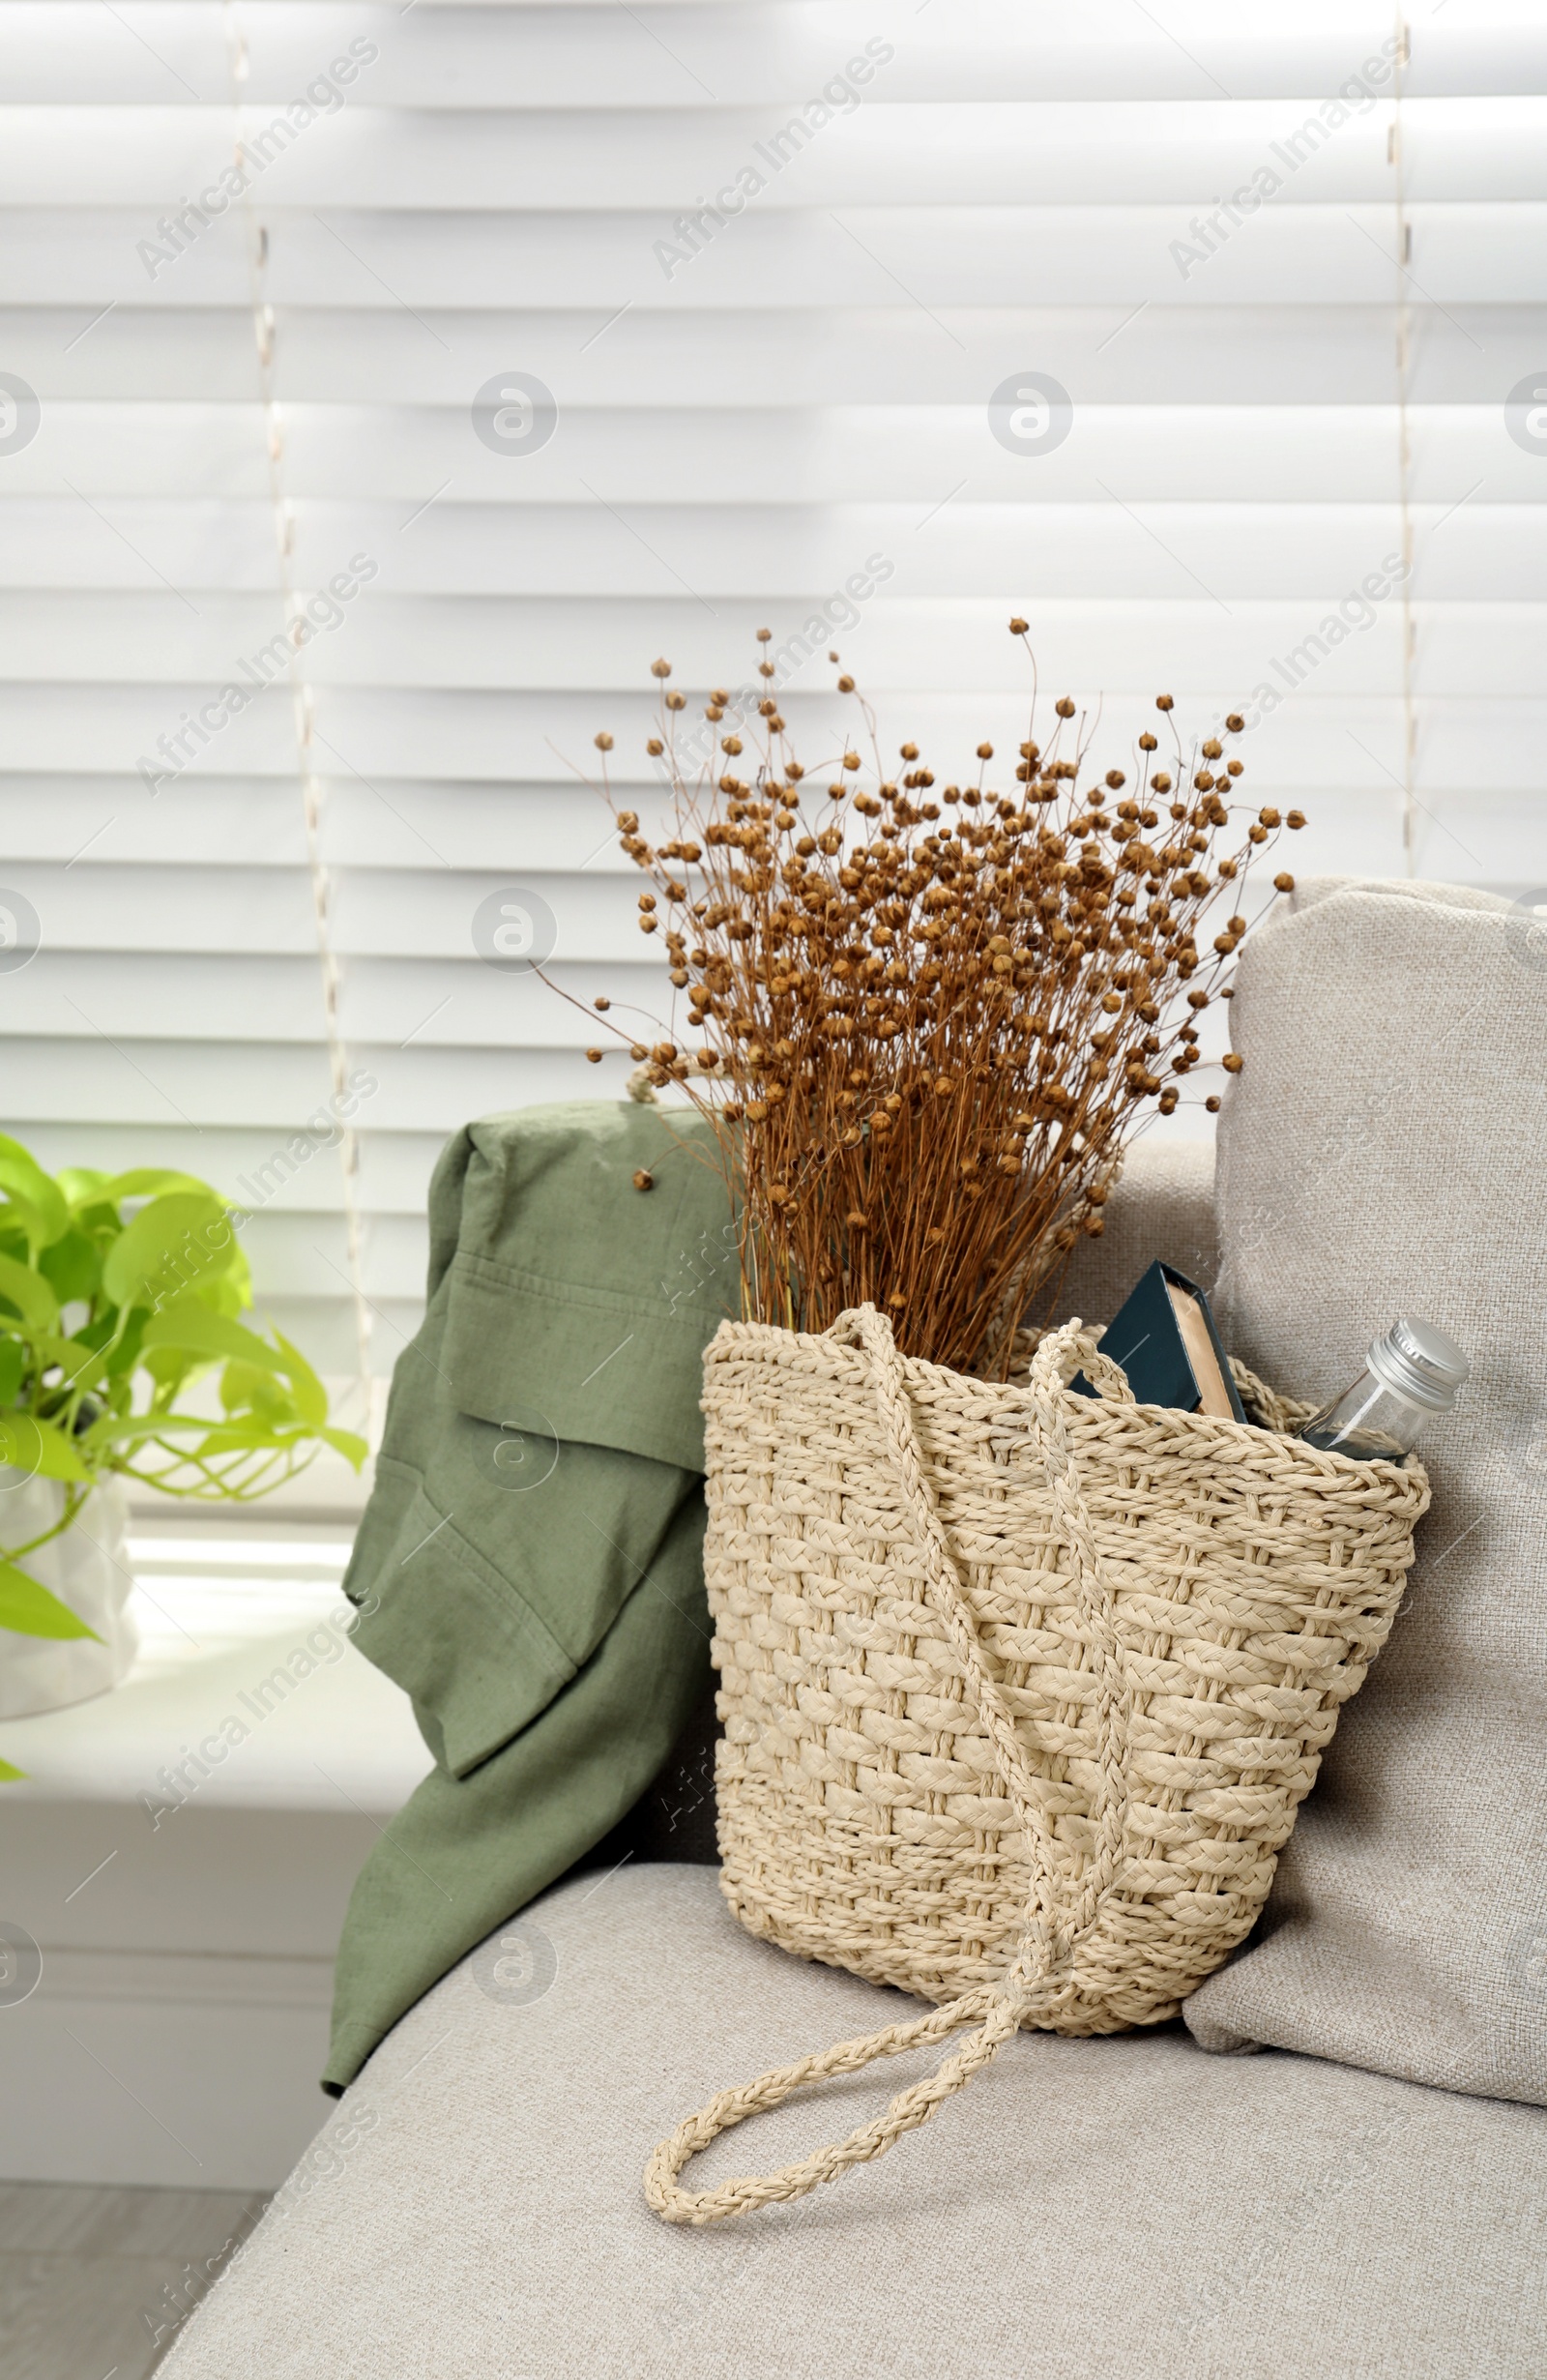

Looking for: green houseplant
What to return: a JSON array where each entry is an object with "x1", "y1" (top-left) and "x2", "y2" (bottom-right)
[{"x1": 0, "y1": 1131, "x2": 365, "y2": 1757}]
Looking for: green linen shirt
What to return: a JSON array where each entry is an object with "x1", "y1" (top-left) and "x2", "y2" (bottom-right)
[{"x1": 325, "y1": 1101, "x2": 736, "y2": 2090}]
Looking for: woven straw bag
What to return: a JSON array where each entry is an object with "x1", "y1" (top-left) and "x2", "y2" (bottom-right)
[{"x1": 645, "y1": 1306, "x2": 1430, "y2": 2225}]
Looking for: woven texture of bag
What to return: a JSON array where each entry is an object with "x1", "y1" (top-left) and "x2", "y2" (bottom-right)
[{"x1": 645, "y1": 1307, "x2": 1429, "y2": 2224}]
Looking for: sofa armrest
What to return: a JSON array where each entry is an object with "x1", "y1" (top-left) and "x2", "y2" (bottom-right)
[{"x1": 1055, "y1": 1137, "x2": 1217, "y2": 1327}]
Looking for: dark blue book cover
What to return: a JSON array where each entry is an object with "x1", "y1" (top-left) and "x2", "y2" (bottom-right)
[{"x1": 1071, "y1": 1259, "x2": 1246, "y2": 1423}]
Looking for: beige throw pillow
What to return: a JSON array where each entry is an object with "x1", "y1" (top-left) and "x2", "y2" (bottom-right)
[{"x1": 1183, "y1": 877, "x2": 1547, "y2": 2105}]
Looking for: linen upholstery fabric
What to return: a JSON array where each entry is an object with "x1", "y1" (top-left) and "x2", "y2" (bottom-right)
[
  {"x1": 1057, "y1": 1137, "x2": 1217, "y2": 1325},
  {"x1": 161, "y1": 1866, "x2": 1547, "y2": 2380},
  {"x1": 1185, "y1": 879, "x2": 1547, "y2": 2105},
  {"x1": 326, "y1": 1102, "x2": 734, "y2": 2088}
]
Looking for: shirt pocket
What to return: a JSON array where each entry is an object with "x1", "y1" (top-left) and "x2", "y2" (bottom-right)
[
  {"x1": 345, "y1": 1462, "x2": 575, "y2": 1778},
  {"x1": 343, "y1": 1439, "x2": 700, "y2": 1779}
]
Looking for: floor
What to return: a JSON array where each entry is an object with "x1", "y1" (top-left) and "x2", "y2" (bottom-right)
[{"x1": 0, "y1": 2184, "x2": 269, "y2": 2379}]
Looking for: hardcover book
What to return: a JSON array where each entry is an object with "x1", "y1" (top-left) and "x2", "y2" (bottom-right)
[{"x1": 1071, "y1": 1259, "x2": 1246, "y2": 1424}]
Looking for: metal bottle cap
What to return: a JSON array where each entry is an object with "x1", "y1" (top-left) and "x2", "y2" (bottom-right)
[{"x1": 1366, "y1": 1317, "x2": 1470, "y2": 1413}]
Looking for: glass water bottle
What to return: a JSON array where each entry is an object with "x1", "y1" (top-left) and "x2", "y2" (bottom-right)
[{"x1": 1299, "y1": 1317, "x2": 1469, "y2": 1463}]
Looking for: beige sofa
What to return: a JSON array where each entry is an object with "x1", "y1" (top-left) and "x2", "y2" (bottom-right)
[{"x1": 161, "y1": 882, "x2": 1547, "y2": 2377}]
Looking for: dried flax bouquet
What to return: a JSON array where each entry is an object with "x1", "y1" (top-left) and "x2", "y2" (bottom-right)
[{"x1": 576, "y1": 625, "x2": 1302, "y2": 1381}]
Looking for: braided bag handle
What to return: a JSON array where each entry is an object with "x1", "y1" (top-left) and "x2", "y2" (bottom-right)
[{"x1": 643, "y1": 1308, "x2": 1136, "y2": 2225}]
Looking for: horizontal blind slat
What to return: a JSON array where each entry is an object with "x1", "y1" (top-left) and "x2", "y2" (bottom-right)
[
  {"x1": 3, "y1": 2, "x2": 1541, "y2": 105},
  {"x1": 4, "y1": 303, "x2": 1534, "y2": 403},
  {"x1": 4, "y1": 204, "x2": 1541, "y2": 308},
  {"x1": 1, "y1": 596, "x2": 1545, "y2": 700},
  {"x1": 2, "y1": 404, "x2": 1542, "y2": 508},
  {"x1": 4, "y1": 101, "x2": 1543, "y2": 205}
]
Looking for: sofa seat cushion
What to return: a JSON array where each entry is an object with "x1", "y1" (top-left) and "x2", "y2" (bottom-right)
[{"x1": 161, "y1": 1867, "x2": 1545, "y2": 2380}]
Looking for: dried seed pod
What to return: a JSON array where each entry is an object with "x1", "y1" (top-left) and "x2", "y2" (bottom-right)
[{"x1": 587, "y1": 640, "x2": 1295, "y2": 1371}]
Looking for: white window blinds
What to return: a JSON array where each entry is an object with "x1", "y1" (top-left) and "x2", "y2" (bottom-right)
[{"x1": 1, "y1": 2, "x2": 1541, "y2": 1507}]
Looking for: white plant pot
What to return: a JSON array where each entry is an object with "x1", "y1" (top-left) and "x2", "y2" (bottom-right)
[{"x1": 0, "y1": 1470, "x2": 138, "y2": 1719}]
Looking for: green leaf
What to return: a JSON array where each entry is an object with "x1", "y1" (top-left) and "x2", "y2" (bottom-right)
[
  {"x1": 0, "y1": 1756, "x2": 25, "y2": 1782},
  {"x1": 178, "y1": 1418, "x2": 299, "y2": 1456},
  {"x1": 140, "y1": 1305, "x2": 277, "y2": 1367},
  {"x1": 0, "y1": 1252, "x2": 59, "y2": 1335},
  {"x1": 0, "y1": 1560, "x2": 99, "y2": 1640},
  {"x1": 271, "y1": 1330, "x2": 326, "y2": 1425},
  {"x1": 0, "y1": 1338, "x2": 22, "y2": 1402},
  {"x1": 30, "y1": 1332, "x2": 109, "y2": 1397},
  {"x1": 56, "y1": 1166, "x2": 111, "y2": 1206},
  {"x1": 102, "y1": 1311, "x2": 146, "y2": 1378},
  {"x1": 102, "y1": 1193, "x2": 235, "y2": 1313},
  {"x1": 81, "y1": 1167, "x2": 218, "y2": 1209},
  {"x1": 318, "y1": 1424, "x2": 368, "y2": 1470},
  {"x1": 78, "y1": 1411, "x2": 193, "y2": 1452},
  {"x1": 142, "y1": 1345, "x2": 198, "y2": 1392},
  {"x1": 219, "y1": 1358, "x2": 272, "y2": 1413},
  {"x1": 0, "y1": 1413, "x2": 93, "y2": 1483},
  {"x1": 40, "y1": 1228, "x2": 102, "y2": 1306},
  {"x1": 33, "y1": 1419, "x2": 92, "y2": 1482},
  {"x1": 195, "y1": 1269, "x2": 248, "y2": 1321},
  {"x1": 0, "y1": 1136, "x2": 69, "y2": 1249},
  {"x1": 139, "y1": 1306, "x2": 316, "y2": 1407},
  {"x1": 79, "y1": 1408, "x2": 279, "y2": 1454},
  {"x1": 225, "y1": 1238, "x2": 254, "y2": 1310},
  {"x1": 219, "y1": 1361, "x2": 298, "y2": 1426}
]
